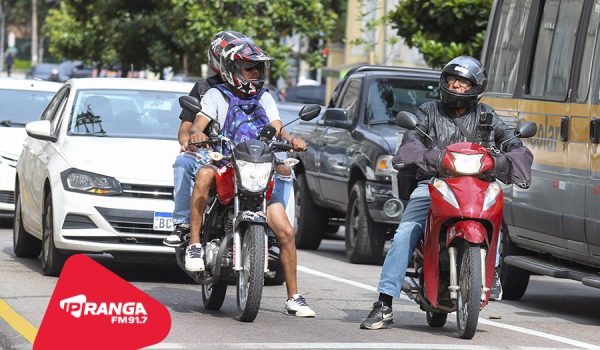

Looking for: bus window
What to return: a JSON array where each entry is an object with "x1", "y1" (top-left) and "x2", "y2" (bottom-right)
[
  {"x1": 486, "y1": 0, "x2": 532, "y2": 94},
  {"x1": 529, "y1": 0, "x2": 584, "y2": 100},
  {"x1": 576, "y1": 1, "x2": 600, "y2": 103}
]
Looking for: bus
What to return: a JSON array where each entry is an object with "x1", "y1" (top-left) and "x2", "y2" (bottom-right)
[{"x1": 481, "y1": 0, "x2": 600, "y2": 299}]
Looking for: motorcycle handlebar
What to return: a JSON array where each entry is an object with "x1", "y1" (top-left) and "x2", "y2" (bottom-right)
[
  {"x1": 188, "y1": 138, "x2": 220, "y2": 147},
  {"x1": 271, "y1": 142, "x2": 294, "y2": 152}
]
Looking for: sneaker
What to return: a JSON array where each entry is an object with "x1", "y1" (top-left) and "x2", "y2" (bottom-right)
[
  {"x1": 184, "y1": 243, "x2": 205, "y2": 272},
  {"x1": 490, "y1": 271, "x2": 503, "y2": 301},
  {"x1": 360, "y1": 301, "x2": 393, "y2": 330},
  {"x1": 163, "y1": 224, "x2": 190, "y2": 247},
  {"x1": 284, "y1": 294, "x2": 316, "y2": 317},
  {"x1": 267, "y1": 229, "x2": 280, "y2": 259}
]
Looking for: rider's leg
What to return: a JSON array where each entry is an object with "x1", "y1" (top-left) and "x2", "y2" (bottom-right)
[
  {"x1": 267, "y1": 169, "x2": 315, "y2": 317},
  {"x1": 185, "y1": 166, "x2": 216, "y2": 272},
  {"x1": 360, "y1": 183, "x2": 430, "y2": 330}
]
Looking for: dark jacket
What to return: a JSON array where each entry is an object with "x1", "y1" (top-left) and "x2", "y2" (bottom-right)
[
  {"x1": 178, "y1": 75, "x2": 223, "y2": 122},
  {"x1": 393, "y1": 100, "x2": 534, "y2": 188}
]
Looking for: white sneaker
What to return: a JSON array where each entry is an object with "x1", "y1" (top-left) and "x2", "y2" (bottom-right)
[
  {"x1": 284, "y1": 294, "x2": 316, "y2": 317},
  {"x1": 185, "y1": 243, "x2": 205, "y2": 272}
]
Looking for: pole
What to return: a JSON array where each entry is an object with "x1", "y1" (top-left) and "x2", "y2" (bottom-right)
[
  {"x1": 0, "y1": 1, "x2": 5, "y2": 73},
  {"x1": 31, "y1": 0, "x2": 38, "y2": 65}
]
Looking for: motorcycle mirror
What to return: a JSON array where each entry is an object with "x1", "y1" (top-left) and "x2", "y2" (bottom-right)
[
  {"x1": 299, "y1": 104, "x2": 322, "y2": 121},
  {"x1": 395, "y1": 111, "x2": 418, "y2": 130},
  {"x1": 258, "y1": 125, "x2": 277, "y2": 140},
  {"x1": 516, "y1": 121, "x2": 537, "y2": 138},
  {"x1": 179, "y1": 96, "x2": 201, "y2": 115}
]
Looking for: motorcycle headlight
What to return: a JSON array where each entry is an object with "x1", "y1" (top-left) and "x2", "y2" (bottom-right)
[
  {"x1": 60, "y1": 168, "x2": 122, "y2": 195},
  {"x1": 483, "y1": 182, "x2": 501, "y2": 211},
  {"x1": 431, "y1": 178, "x2": 459, "y2": 208},
  {"x1": 451, "y1": 152, "x2": 484, "y2": 175},
  {"x1": 236, "y1": 160, "x2": 272, "y2": 192}
]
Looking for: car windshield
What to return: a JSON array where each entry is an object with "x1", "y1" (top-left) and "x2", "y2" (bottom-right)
[
  {"x1": 35, "y1": 64, "x2": 58, "y2": 74},
  {"x1": 0, "y1": 89, "x2": 56, "y2": 124},
  {"x1": 366, "y1": 78, "x2": 439, "y2": 123},
  {"x1": 68, "y1": 89, "x2": 184, "y2": 139}
]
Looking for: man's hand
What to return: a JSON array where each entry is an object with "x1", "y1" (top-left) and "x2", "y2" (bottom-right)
[
  {"x1": 180, "y1": 137, "x2": 198, "y2": 152},
  {"x1": 291, "y1": 137, "x2": 307, "y2": 152},
  {"x1": 189, "y1": 125, "x2": 209, "y2": 143}
]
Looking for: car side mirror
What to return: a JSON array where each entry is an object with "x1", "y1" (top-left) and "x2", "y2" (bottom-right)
[
  {"x1": 323, "y1": 108, "x2": 352, "y2": 129},
  {"x1": 299, "y1": 104, "x2": 321, "y2": 121},
  {"x1": 516, "y1": 121, "x2": 537, "y2": 138},
  {"x1": 395, "y1": 111, "x2": 418, "y2": 130},
  {"x1": 179, "y1": 96, "x2": 201, "y2": 115},
  {"x1": 26, "y1": 120, "x2": 57, "y2": 142}
]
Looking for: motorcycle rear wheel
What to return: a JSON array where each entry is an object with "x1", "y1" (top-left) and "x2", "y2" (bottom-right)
[
  {"x1": 202, "y1": 272, "x2": 228, "y2": 310},
  {"x1": 426, "y1": 311, "x2": 447, "y2": 327},
  {"x1": 456, "y1": 241, "x2": 482, "y2": 339},
  {"x1": 236, "y1": 224, "x2": 266, "y2": 322}
]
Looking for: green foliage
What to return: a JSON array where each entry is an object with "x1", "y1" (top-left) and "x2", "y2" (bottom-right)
[
  {"x1": 13, "y1": 58, "x2": 31, "y2": 70},
  {"x1": 43, "y1": 0, "x2": 338, "y2": 78},
  {"x1": 388, "y1": 0, "x2": 492, "y2": 68}
]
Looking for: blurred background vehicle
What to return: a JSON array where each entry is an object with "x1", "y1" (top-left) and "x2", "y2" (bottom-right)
[
  {"x1": 284, "y1": 85, "x2": 326, "y2": 105},
  {"x1": 58, "y1": 60, "x2": 94, "y2": 82},
  {"x1": 26, "y1": 63, "x2": 60, "y2": 82},
  {"x1": 13, "y1": 78, "x2": 193, "y2": 276},
  {"x1": 0, "y1": 79, "x2": 61, "y2": 218}
]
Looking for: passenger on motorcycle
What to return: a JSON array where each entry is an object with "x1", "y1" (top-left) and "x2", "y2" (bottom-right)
[
  {"x1": 163, "y1": 33, "x2": 225, "y2": 248},
  {"x1": 186, "y1": 31, "x2": 316, "y2": 317},
  {"x1": 360, "y1": 56, "x2": 534, "y2": 330}
]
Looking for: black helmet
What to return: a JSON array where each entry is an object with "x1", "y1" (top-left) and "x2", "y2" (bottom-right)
[
  {"x1": 439, "y1": 56, "x2": 487, "y2": 109},
  {"x1": 216, "y1": 31, "x2": 273, "y2": 96}
]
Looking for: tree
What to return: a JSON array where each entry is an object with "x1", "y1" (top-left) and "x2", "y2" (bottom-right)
[{"x1": 388, "y1": 0, "x2": 492, "y2": 68}]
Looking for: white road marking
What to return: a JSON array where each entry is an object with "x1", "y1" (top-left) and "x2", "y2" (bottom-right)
[
  {"x1": 149, "y1": 343, "x2": 577, "y2": 350},
  {"x1": 297, "y1": 265, "x2": 600, "y2": 350}
]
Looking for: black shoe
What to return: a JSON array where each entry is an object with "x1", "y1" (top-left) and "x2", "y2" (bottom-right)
[
  {"x1": 163, "y1": 224, "x2": 190, "y2": 247},
  {"x1": 359, "y1": 301, "x2": 393, "y2": 330},
  {"x1": 490, "y1": 271, "x2": 503, "y2": 301},
  {"x1": 267, "y1": 229, "x2": 280, "y2": 259}
]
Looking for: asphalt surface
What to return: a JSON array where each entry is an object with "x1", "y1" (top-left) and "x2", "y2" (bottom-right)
[{"x1": 0, "y1": 220, "x2": 599, "y2": 349}]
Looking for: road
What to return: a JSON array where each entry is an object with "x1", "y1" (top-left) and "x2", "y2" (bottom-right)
[{"x1": 0, "y1": 221, "x2": 599, "y2": 349}]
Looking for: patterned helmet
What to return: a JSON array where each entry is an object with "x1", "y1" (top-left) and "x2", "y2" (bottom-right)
[
  {"x1": 207, "y1": 33, "x2": 225, "y2": 74},
  {"x1": 439, "y1": 56, "x2": 487, "y2": 109},
  {"x1": 214, "y1": 31, "x2": 274, "y2": 96}
]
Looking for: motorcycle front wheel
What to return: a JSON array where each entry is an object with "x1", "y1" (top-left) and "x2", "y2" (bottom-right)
[
  {"x1": 236, "y1": 224, "x2": 266, "y2": 322},
  {"x1": 456, "y1": 241, "x2": 482, "y2": 339}
]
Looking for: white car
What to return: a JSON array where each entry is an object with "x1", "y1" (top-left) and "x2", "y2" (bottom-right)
[
  {"x1": 14, "y1": 78, "x2": 194, "y2": 275},
  {"x1": 0, "y1": 79, "x2": 61, "y2": 218}
]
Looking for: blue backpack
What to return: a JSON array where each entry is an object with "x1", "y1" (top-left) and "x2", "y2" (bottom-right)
[{"x1": 214, "y1": 84, "x2": 270, "y2": 158}]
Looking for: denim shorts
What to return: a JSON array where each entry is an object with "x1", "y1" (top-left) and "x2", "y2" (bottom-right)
[{"x1": 267, "y1": 171, "x2": 294, "y2": 207}]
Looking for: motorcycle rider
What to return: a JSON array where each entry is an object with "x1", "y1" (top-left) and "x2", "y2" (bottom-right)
[
  {"x1": 186, "y1": 31, "x2": 316, "y2": 317},
  {"x1": 163, "y1": 34, "x2": 225, "y2": 247},
  {"x1": 360, "y1": 56, "x2": 534, "y2": 330}
]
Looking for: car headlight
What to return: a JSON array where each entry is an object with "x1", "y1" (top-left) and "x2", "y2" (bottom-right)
[
  {"x1": 375, "y1": 155, "x2": 394, "y2": 176},
  {"x1": 451, "y1": 152, "x2": 484, "y2": 175},
  {"x1": 483, "y1": 182, "x2": 501, "y2": 211},
  {"x1": 431, "y1": 178, "x2": 459, "y2": 208},
  {"x1": 236, "y1": 160, "x2": 272, "y2": 192},
  {"x1": 60, "y1": 168, "x2": 122, "y2": 195}
]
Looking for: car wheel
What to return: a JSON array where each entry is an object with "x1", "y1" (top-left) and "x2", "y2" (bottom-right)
[
  {"x1": 345, "y1": 180, "x2": 385, "y2": 264},
  {"x1": 13, "y1": 184, "x2": 41, "y2": 258},
  {"x1": 293, "y1": 173, "x2": 325, "y2": 250},
  {"x1": 499, "y1": 223, "x2": 530, "y2": 300},
  {"x1": 41, "y1": 194, "x2": 66, "y2": 276}
]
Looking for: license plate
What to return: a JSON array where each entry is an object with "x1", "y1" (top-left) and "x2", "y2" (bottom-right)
[{"x1": 153, "y1": 212, "x2": 173, "y2": 232}]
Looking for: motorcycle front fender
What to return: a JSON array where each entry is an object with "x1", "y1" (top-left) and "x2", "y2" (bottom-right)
[{"x1": 447, "y1": 220, "x2": 488, "y2": 247}]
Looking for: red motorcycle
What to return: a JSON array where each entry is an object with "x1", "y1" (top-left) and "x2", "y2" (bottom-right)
[{"x1": 394, "y1": 111, "x2": 536, "y2": 339}]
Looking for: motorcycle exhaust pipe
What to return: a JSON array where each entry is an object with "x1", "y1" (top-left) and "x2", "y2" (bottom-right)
[
  {"x1": 448, "y1": 246, "x2": 459, "y2": 300},
  {"x1": 481, "y1": 248, "x2": 489, "y2": 301}
]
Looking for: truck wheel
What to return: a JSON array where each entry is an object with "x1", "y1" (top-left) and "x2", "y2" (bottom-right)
[
  {"x1": 294, "y1": 173, "x2": 325, "y2": 250},
  {"x1": 345, "y1": 180, "x2": 385, "y2": 264},
  {"x1": 499, "y1": 224, "x2": 530, "y2": 300}
]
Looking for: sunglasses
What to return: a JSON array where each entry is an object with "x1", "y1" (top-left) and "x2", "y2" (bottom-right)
[
  {"x1": 447, "y1": 76, "x2": 472, "y2": 89},
  {"x1": 240, "y1": 61, "x2": 262, "y2": 70}
]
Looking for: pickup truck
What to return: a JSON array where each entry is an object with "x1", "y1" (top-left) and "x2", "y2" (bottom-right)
[{"x1": 290, "y1": 66, "x2": 441, "y2": 264}]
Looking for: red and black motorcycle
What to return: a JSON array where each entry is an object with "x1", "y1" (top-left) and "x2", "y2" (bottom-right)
[
  {"x1": 174, "y1": 96, "x2": 320, "y2": 322},
  {"x1": 393, "y1": 111, "x2": 536, "y2": 338}
]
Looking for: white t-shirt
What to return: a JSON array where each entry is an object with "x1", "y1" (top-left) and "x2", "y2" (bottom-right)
[{"x1": 197, "y1": 87, "x2": 280, "y2": 127}]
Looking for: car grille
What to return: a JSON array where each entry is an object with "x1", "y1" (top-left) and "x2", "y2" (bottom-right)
[
  {"x1": 120, "y1": 183, "x2": 173, "y2": 200},
  {"x1": 0, "y1": 191, "x2": 14, "y2": 204},
  {"x1": 95, "y1": 207, "x2": 169, "y2": 245}
]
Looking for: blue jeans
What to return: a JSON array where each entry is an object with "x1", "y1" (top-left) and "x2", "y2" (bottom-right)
[
  {"x1": 172, "y1": 152, "x2": 210, "y2": 225},
  {"x1": 268, "y1": 171, "x2": 294, "y2": 208},
  {"x1": 378, "y1": 183, "x2": 430, "y2": 297}
]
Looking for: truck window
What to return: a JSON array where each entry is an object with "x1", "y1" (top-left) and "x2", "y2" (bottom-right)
[
  {"x1": 339, "y1": 79, "x2": 362, "y2": 122},
  {"x1": 486, "y1": 0, "x2": 532, "y2": 94},
  {"x1": 529, "y1": 0, "x2": 584, "y2": 99},
  {"x1": 577, "y1": 0, "x2": 600, "y2": 102}
]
